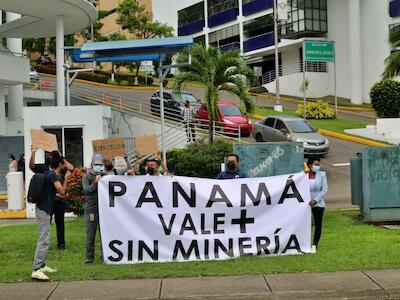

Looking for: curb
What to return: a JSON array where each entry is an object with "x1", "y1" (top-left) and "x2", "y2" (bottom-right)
[
  {"x1": 39, "y1": 73, "x2": 158, "y2": 91},
  {"x1": 249, "y1": 113, "x2": 389, "y2": 147},
  {"x1": 0, "y1": 209, "x2": 26, "y2": 219},
  {"x1": 253, "y1": 93, "x2": 374, "y2": 112}
]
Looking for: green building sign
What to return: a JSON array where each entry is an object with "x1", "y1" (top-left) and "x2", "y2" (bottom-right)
[{"x1": 304, "y1": 41, "x2": 335, "y2": 62}]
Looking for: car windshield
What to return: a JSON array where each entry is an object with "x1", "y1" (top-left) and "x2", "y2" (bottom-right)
[
  {"x1": 174, "y1": 93, "x2": 198, "y2": 103},
  {"x1": 286, "y1": 120, "x2": 316, "y2": 133},
  {"x1": 219, "y1": 105, "x2": 242, "y2": 116}
]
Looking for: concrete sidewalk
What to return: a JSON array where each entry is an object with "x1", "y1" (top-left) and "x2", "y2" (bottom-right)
[{"x1": 1, "y1": 269, "x2": 400, "y2": 300}]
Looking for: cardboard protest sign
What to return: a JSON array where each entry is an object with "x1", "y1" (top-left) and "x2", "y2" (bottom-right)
[
  {"x1": 135, "y1": 135, "x2": 159, "y2": 156},
  {"x1": 31, "y1": 129, "x2": 59, "y2": 152},
  {"x1": 92, "y1": 137, "x2": 126, "y2": 160}
]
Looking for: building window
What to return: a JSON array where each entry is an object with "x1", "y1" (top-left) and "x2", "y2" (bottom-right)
[
  {"x1": 209, "y1": 24, "x2": 240, "y2": 50},
  {"x1": 44, "y1": 127, "x2": 83, "y2": 167},
  {"x1": 208, "y1": 0, "x2": 238, "y2": 16},
  {"x1": 280, "y1": 0, "x2": 328, "y2": 38},
  {"x1": 243, "y1": 14, "x2": 274, "y2": 40},
  {"x1": 178, "y1": 2, "x2": 205, "y2": 27},
  {"x1": 194, "y1": 35, "x2": 206, "y2": 46}
]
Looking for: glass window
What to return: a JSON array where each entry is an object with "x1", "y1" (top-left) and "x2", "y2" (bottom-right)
[
  {"x1": 286, "y1": 120, "x2": 316, "y2": 133},
  {"x1": 243, "y1": 14, "x2": 274, "y2": 39},
  {"x1": 208, "y1": 0, "x2": 238, "y2": 16},
  {"x1": 264, "y1": 118, "x2": 275, "y2": 127},
  {"x1": 174, "y1": 93, "x2": 198, "y2": 104},
  {"x1": 219, "y1": 105, "x2": 242, "y2": 116},
  {"x1": 274, "y1": 120, "x2": 287, "y2": 131},
  {"x1": 178, "y1": 2, "x2": 205, "y2": 27}
]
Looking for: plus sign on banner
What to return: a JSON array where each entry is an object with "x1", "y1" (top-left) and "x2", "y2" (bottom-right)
[
  {"x1": 277, "y1": 0, "x2": 289, "y2": 21},
  {"x1": 98, "y1": 174, "x2": 311, "y2": 264}
]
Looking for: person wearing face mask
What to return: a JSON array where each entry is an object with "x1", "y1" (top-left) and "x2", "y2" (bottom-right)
[
  {"x1": 307, "y1": 156, "x2": 328, "y2": 253},
  {"x1": 145, "y1": 159, "x2": 163, "y2": 176},
  {"x1": 217, "y1": 154, "x2": 247, "y2": 179},
  {"x1": 82, "y1": 153, "x2": 105, "y2": 264},
  {"x1": 31, "y1": 156, "x2": 70, "y2": 281}
]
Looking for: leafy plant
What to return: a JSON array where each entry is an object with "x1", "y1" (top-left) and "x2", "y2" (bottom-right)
[
  {"x1": 65, "y1": 168, "x2": 86, "y2": 216},
  {"x1": 295, "y1": 101, "x2": 335, "y2": 119},
  {"x1": 370, "y1": 79, "x2": 400, "y2": 118},
  {"x1": 174, "y1": 44, "x2": 256, "y2": 143},
  {"x1": 167, "y1": 140, "x2": 233, "y2": 178}
]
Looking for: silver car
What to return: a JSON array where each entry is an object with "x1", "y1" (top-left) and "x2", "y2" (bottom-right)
[{"x1": 253, "y1": 115, "x2": 329, "y2": 156}]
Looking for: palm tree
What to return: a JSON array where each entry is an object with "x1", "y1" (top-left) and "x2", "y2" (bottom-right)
[
  {"x1": 383, "y1": 27, "x2": 400, "y2": 78},
  {"x1": 174, "y1": 44, "x2": 256, "y2": 143}
]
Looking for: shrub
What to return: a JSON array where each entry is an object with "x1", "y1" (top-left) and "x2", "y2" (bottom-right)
[
  {"x1": 166, "y1": 140, "x2": 233, "y2": 178},
  {"x1": 34, "y1": 65, "x2": 56, "y2": 75},
  {"x1": 107, "y1": 79, "x2": 119, "y2": 85},
  {"x1": 370, "y1": 79, "x2": 400, "y2": 118},
  {"x1": 65, "y1": 168, "x2": 86, "y2": 216},
  {"x1": 120, "y1": 80, "x2": 130, "y2": 86},
  {"x1": 295, "y1": 101, "x2": 335, "y2": 119},
  {"x1": 77, "y1": 72, "x2": 109, "y2": 84}
]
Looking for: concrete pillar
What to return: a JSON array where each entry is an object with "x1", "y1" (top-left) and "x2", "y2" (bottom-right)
[
  {"x1": 0, "y1": 85, "x2": 5, "y2": 136},
  {"x1": 238, "y1": 0, "x2": 244, "y2": 54},
  {"x1": 204, "y1": 0, "x2": 209, "y2": 48},
  {"x1": 56, "y1": 16, "x2": 65, "y2": 107},
  {"x1": 348, "y1": 0, "x2": 363, "y2": 105},
  {"x1": 6, "y1": 12, "x2": 23, "y2": 120}
]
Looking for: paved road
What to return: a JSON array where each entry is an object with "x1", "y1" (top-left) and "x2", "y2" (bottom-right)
[
  {"x1": 42, "y1": 74, "x2": 376, "y2": 124},
  {"x1": 41, "y1": 75, "x2": 367, "y2": 209}
]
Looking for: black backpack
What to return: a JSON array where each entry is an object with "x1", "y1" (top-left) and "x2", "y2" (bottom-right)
[{"x1": 27, "y1": 172, "x2": 48, "y2": 204}]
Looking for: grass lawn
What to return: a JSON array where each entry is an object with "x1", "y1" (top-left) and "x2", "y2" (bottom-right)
[
  {"x1": 253, "y1": 106, "x2": 369, "y2": 134},
  {"x1": 1, "y1": 210, "x2": 399, "y2": 283}
]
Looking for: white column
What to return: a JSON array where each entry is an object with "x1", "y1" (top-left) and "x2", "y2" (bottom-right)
[
  {"x1": 56, "y1": 16, "x2": 65, "y2": 107},
  {"x1": 238, "y1": 0, "x2": 244, "y2": 54},
  {"x1": 204, "y1": 0, "x2": 209, "y2": 48},
  {"x1": 0, "y1": 85, "x2": 5, "y2": 136},
  {"x1": 6, "y1": 12, "x2": 23, "y2": 120},
  {"x1": 348, "y1": 0, "x2": 363, "y2": 105}
]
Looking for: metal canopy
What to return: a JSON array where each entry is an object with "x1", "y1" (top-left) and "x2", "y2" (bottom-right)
[{"x1": 81, "y1": 36, "x2": 193, "y2": 54}]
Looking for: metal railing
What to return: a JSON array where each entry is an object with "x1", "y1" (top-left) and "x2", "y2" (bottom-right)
[
  {"x1": 261, "y1": 61, "x2": 328, "y2": 85},
  {"x1": 36, "y1": 76, "x2": 243, "y2": 161}
]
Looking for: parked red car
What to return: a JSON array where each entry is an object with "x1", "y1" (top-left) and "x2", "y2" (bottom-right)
[{"x1": 197, "y1": 101, "x2": 253, "y2": 137}]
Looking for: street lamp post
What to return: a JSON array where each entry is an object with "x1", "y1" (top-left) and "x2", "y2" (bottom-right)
[{"x1": 273, "y1": 0, "x2": 283, "y2": 112}]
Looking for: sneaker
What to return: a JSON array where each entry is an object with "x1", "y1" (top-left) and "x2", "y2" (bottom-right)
[
  {"x1": 31, "y1": 269, "x2": 49, "y2": 281},
  {"x1": 310, "y1": 245, "x2": 317, "y2": 254},
  {"x1": 41, "y1": 266, "x2": 57, "y2": 273},
  {"x1": 57, "y1": 243, "x2": 65, "y2": 250}
]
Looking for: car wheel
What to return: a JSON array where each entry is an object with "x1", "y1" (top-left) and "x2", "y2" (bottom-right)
[{"x1": 255, "y1": 133, "x2": 264, "y2": 142}]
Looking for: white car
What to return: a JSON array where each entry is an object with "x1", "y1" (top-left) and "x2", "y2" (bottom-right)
[{"x1": 30, "y1": 67, "x2": 40, "y2": 83}]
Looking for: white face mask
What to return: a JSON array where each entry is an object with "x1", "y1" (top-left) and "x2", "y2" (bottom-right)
[
  {"x1": 311, "y1": 165, "x2": 320, "y2": 173},
  {"x1": 93, "y1": 165, "x2": 104, "y2": 174}
]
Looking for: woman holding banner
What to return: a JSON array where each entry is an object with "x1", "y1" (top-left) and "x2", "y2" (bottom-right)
[{"x1": 307, "y1": 156, "x2": 328, "y2": 253}]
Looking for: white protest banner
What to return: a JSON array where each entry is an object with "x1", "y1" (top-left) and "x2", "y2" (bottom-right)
[{"x1": 98, "y1": 173, "x2": 311, "y2": 264}]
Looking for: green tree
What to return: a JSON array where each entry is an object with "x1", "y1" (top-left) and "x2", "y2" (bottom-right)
[
  {"x1": 108, "y1": 32, "x2": 127, "y2": 75},
  {"x1": 116, "y1": 0, "x2": 174, "y2": 78},
  {"x1": 22, "y1": 38, "x2": 46, "y2": 58},
  {"x1": 174, "y1": 44, "x2": 256, "y2": 143},
  {"x1": 383, "y1": 27, "x2": 400, "y2": 78},
  {"x1": 48, "y1": 34, "x2": 76, "y2": 55}
]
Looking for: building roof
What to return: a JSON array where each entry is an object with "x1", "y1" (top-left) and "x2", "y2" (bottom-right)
[
  {"x1": 0, "y1": 0, "x2": 97, "y2": 38},
  {"x1": 81, "y1": 36, "x2": 193, "y2": 54}
]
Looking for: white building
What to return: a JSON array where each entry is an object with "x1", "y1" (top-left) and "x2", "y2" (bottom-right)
[{"x1": 167, "y1": 0, "x2": 400, "y2": 104}]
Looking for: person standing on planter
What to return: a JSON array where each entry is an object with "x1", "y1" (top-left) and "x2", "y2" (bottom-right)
[{"x1": 307, "y1": 156, "x2": 328, "y2": 253}]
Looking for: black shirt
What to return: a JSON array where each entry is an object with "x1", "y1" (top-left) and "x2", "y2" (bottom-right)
[
  {"x1": 31, "y1": 163, "x2": 50, "y2": 174},
  {"x1": 37, "y1": 170, "x2": 60, "y2": 215}
]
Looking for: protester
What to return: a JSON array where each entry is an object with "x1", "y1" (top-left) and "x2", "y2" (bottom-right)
[
  {"x1": 103, "y1": 159, "x2": 116, "y2": 175},
  {"x1": 82, "y1": 153, "x2": 105, "y2": 264},
  {"x1": 133, "y1": 152, "x2": 169, "y2": 176},
  {"x1": 8, "y1": 154, "x2": 17, "y2": 173},
  {"x1": 217, "y1": 154, "x2": 247, "y2": 179},
  {"x1": 307, "y1": 156, "x2": 328, "y2": 252},
  {"x1": 17, "y1": 153, "x2": 25, "y2": 180},
  {"x1": 146, "y1": 159, "x2": 163, "y2": 176},
  {"x1": 31, "y1": 156, "x2": 70, "y2": 281},
  {"x1": 29, "y1": 146, "x2": 75, "y2": 250},
  {"x1": 182, "y1": 100, "x2": 196, "y2": 142}
]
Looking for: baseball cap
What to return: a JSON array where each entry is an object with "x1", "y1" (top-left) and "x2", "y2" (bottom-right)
[{"x1": 92, "y1": 153, "x2": 104, "y2": 165}]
